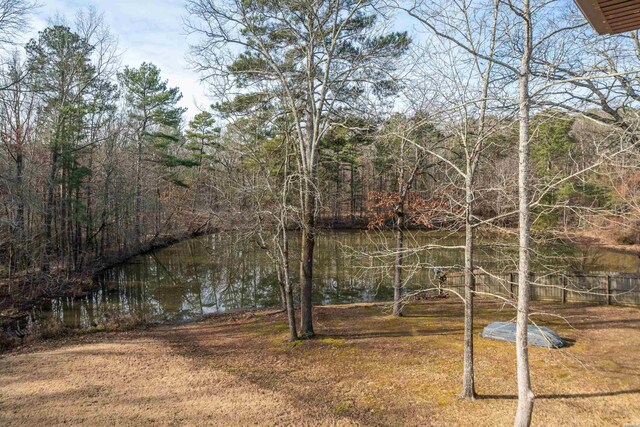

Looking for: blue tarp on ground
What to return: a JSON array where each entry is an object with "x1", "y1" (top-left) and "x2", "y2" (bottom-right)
[{"x1": 481, "y1": 322, "x2": 564, "y2": 348}]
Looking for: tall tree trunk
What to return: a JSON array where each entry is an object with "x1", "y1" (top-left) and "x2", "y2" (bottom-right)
[
  {"x1": 13, "y1": 144, "x2": 25, "y2": 272},
  {"x1": 65, "y1": 170, "x2": 73, "y2": 273},
  {"x1": 461, "y1": 171, "x2": 476, "y2": 399},
  {"x1": 42, "y1": 148, "x2": 58, "y2": 273},
  {"x1": 134, "y1": 139, "x2": 142, "y2": 248},
  {"x1": 73, "y1": 186, "x2": 82, "y2": 271},
  {"x1": 350, "y1": 162, "x2": 356, "y2": 225},
  {"x1": 15, "y1": 146, "x2": 24, "y2": 238},
  {"x1": 60, "y1": 168, "x2": 68, "y2": 270},
  {"x1": 85, "y1": 148, "x2": 94, "y2": 256},
  {"x1": 300, "y1": 186, "x2": 315, "y2": 337},
  {"x1": 155, "y1": 187, "x2": 161, "y2": 237},
  {"x1": 278, "y1": 275, "x2": 287, "y2": 310},
  {"x1": 514, "y1": 1, "x2": 534, "y2": 425},
  {"x1": 461, "y1": 3, "x2": 496, "y2": 397},
  {"x1": 100, "y1": 168, "x2": 111, "y2": 257},
  {"x1": 280, "y1": 228, "x2": 297, "y2": 341},
  {"x1": 393, "y1": 208, "x2": 404, "y2": 316},
  {"x1": 284, "y1": 275, "x2": 297, "y2": 341}
]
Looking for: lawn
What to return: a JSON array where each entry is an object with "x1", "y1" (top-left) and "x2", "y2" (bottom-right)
[{"x1": 1, "y1": 300, "x2": 639, "y2": 426}]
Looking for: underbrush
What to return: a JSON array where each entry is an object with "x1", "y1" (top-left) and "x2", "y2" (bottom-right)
[
  {"x1": 0, "y1": 311, "x2": 146, "y2": 353},
  {"x1": 613, "y1": 222, "x2": 640, "y2": 245}
]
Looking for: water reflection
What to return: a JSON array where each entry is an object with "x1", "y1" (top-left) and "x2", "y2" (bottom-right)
[{"x1": 39, "y1": 231, "x2": 640, "y2": 328}]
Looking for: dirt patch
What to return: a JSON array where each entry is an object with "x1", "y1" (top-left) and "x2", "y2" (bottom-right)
[{"x1": 1, "y1": 301, "x2": 639, "y2": 426}]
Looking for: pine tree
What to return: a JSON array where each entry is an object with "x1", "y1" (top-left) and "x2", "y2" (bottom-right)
[{"x1": 118, "y1": 62, "x2": 186, "y2": 246}]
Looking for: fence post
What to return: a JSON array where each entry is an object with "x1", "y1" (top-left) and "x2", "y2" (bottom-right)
[
  {"x1": 529, "y1": 271, "x2": 535, "y2": 301},
  {"x1": 562, "y1": 275, "x2": 567, "y2": 304},
  {"x1": 606, "y1": 275, "x2": 612, "y2": 305}
]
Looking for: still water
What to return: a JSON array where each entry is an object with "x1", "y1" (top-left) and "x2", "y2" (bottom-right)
[{"x1": 40, "y1": 231, "x2": 640, "y2": 328}]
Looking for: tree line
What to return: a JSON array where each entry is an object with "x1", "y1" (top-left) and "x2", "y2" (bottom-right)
[{"x1": 0, "y1": 9, "x2": 224, "y2": 284}]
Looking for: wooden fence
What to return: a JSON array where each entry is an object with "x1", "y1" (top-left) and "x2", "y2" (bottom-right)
[{"x1": 439, "y1": 271, "x2": 640, "y2": 307}]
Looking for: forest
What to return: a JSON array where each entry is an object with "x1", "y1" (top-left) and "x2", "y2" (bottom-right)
[{"x1": 1, "y1": 0, "x2": 640, "y2": 426}]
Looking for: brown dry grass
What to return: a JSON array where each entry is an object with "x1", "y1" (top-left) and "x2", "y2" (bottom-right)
[{"x1": 1, "y1": 300, "x2": 639, "y2": 426}]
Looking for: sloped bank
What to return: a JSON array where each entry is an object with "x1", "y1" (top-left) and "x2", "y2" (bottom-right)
[{"x1": 0, "y1": 227, "x2": 217, "y2": 344}]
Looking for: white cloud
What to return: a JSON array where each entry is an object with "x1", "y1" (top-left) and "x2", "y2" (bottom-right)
[{"x1": 24, "y1": 0, "x2": 211, "y2": 120}]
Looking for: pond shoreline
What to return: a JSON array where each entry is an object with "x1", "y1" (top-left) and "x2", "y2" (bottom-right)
[
  {"x1": 555, "y1": 230, "x2": 640, "y2": 256},
  {"x1": 6, "y1": 228, "x2": 637, "y2": 350},
  {"x1": 0, "y1": 227, "x2": 217, "y2": 330},
  {"x1": 1, "y1": 299, "x2": 406, "y2": 353},
  {"x1": 0, "y1": 303, "x2": 289, "y2": 354}
]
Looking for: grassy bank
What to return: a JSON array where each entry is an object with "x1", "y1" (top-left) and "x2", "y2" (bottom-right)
[{"x1": 1, "y1": 300, "x2": 639, "y2": 426}]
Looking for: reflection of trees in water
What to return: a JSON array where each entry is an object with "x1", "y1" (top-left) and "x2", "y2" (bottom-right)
[{"x1": 42, "y1": 231, "x2": 640, "y2": 328}]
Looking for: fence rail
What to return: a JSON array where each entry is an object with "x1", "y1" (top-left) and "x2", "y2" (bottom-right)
[{"x1": 439, "y1": 271, "x2": 640, "y2": 307}]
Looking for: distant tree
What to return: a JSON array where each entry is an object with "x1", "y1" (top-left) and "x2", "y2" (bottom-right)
[
  {"x1": 0, "y1": 53, "x2": 36, "y2": 272},
  {"x1": 184, "y1": 111, "x2": 221, "y2": 216},
  {"x1": 530, "y1": 111, "x2": 577, "y2": 226},
  {"x1": 185, "y1": 111, "x2": 220, "y2": 173},
  {"x1": 26, "y1": 22, "x2": 114, "y2": 271},
  {"x1": 319, "y1": 116, "x2": 373, "y2": 225},
  {"x1": 118, "y1": 62, "x2": 187, "y2": 246},
  {"x1": 0, "y1": 0, "x2": 37, "y2": 51},
  {"x1": 366, "y1": 113, "x2": 440, "y2": 316}
]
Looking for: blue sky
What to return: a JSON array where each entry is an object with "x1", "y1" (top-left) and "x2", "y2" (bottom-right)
[
  {"x1": 21, "y1": 1, "x2": 584, "y2": 122},
  {"x1": 24, "y1": 0, "x2": 209, "y2": 119},
  {"x1": 22, "y1": 1, "x2": 423, "y2": 121}
]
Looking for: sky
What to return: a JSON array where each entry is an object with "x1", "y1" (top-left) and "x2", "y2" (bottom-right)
[
  {"x1": 21, "y1": 1, "x2": 422, "y2": 122},
  {"x1": 24, "y1": 0, "x2": 210, "y2": 120},
  {"x1": 19, "y1": 0, "x2": 584, "y2": 123},
  {"x1": 18, "y1": 1, "x2": 435, "y2": 123}
]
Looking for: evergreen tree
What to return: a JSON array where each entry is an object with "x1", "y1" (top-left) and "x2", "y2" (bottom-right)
[
  {"x1": 26, "y1": 25, "x2": 113, "y2": 271},
  {"x1": 118, "y1": 62, "x2": 187, "y2": 246}
]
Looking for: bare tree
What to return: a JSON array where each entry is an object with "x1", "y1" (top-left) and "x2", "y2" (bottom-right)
[
  {"x1": 186, "y1": 0, "x2": 410, "y2": 337},
  {"x1": 0, "y1": 0, "x2": 37, "y2": 51},
  {"x1": 0, "y1": 53, "x2": 35, "y2": 273},
  {"x1": 513, "y1": 1, "x2": 535, "y2": 424},
  {"x1": 396, "y1": 0, "x2": 505, "y2": 400},
  {"x1": 220, "y1": 108, "x2": 300, "y2": 341}
]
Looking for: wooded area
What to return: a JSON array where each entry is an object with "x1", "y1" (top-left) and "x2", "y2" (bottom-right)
[{"x1": 1, "y1": 0, "x2": 640, "y2": 425}]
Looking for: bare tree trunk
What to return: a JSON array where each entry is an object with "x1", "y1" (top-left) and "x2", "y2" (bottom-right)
[
  {"x1": 13, "y1": 144, "x2": 25, "y2": 272},
  {"x1": 155, "y1": 187, "x2": 161, "y2": 237},
  {"x1": 393, "y1": 209, "x2": 404, "y2": 316},
  {"x1": 515, "y1": 1, "x2": 534, "y2": 425},
  {"x1": 42, "y1": 148, "x2": 58, "y2": 272},
  {"x1": 134, "y1": 139, "x2": 142, "y2": 249},
  {"x1": 85, "y1": 148, "x2": 94, "y2": 256},
  {"x1": 281, "y1": 228, "x2": 297, "y2": 341},
  {"x1": 73, "y1": 186, "x2": 82, "y2": 271},
  {"x1": 284, "y1": 277, "x2": 297, "y2": 341},
  {"x1": 278, "y1": 275, "x2": 287, "y2": 310},
  {"x1": 100, "y1": 167, "x2": 111, "y2": 257},
  {"x1": 350, "y1": 162, "x2": 356, "y2": 226},
  {"x1": 15, "y1": 146, "x2": 24, "y2": 239},
  {"x1": 461, "y1": 172, "x2": 476, "y2": 399},
  {"x1": 300, "y1": 187, "x2": 315, "y2": 337},
  {"x1": 60, "y1": 168, "x2": 67, "y2": 270}
]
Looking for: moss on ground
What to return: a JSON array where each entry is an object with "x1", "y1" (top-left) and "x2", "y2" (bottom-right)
[{"x1": 1, "y1": 300, "x2": 639, "y2": 426}]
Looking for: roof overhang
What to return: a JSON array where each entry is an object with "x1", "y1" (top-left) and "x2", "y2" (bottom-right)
[{"x1": 574, "y1": 0, "x2": 640, "y2": 35}]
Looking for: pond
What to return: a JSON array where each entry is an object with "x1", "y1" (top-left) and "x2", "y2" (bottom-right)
[{"x1": 38, "y1": 230, "x2": 640, "y2": 328}]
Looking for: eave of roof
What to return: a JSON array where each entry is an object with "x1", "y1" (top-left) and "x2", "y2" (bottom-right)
[{"x1": 575, "y1": 0, "x2": 640, "y2": 35}]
